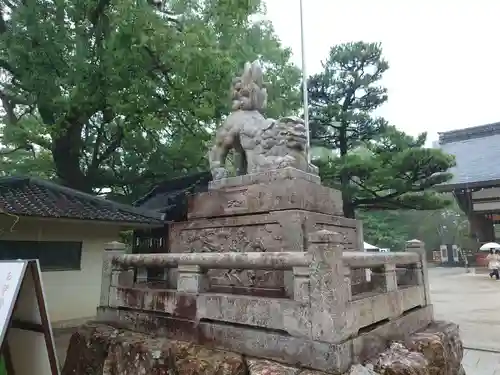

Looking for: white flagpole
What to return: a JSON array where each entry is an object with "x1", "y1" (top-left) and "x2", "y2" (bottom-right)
[{"x1": 299, "y1": 0, "x2": 311, "y2": 163}]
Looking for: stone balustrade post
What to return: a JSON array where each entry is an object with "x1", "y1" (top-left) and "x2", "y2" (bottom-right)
[
  {"x1": 292, "y1": 267, "x2": 310, "y2": 303},
  {"x1": 343, "y1": 266, "x2": 352, "y2": 300},
  {"x1": 100, "y1": 241, "x2": 127, "y2": 308},
  {"x1": 177, "y1": 265, "x2": 208, "y2": 293},
  {"x1": 307, "y1": 230, "x2": 351, "y2": 343},
  {"x1": 383, "y1": 263, "x2": 403, "y2": 318},
  {"x1": 356, "y1": 220, "x2": 364, "y2": 252},
  {"x1": 406, "y1": 239, "x2": 430, "y2": 305},
  {"x1": 136, "y1": 266, "x2": 148, "y2": 284},
  {"x1": 384, "y1": 263, "x2": 398, "y2": 292}
]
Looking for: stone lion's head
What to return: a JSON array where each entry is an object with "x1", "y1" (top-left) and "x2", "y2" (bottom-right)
[{"x1": 231, "y1": 60, "x2": 268, "y2": 112}]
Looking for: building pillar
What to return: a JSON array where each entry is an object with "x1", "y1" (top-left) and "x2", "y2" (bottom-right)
[{"x1": 469, "y1": 213, "x2": 495, "y2": 243}]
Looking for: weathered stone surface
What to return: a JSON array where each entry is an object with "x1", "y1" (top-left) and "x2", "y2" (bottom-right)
[
  {"x1": 63, "y1": 321, "x2": 464, "y2": 375},
  {"x1": 170, "y1": 213, "x2": 291, "y2": 295},
  {"x1": 348, "y1": 365, "x2": 379, "y2": 375},
  {"x1": 352, "y1": 305, "x2": 434, "y2": 362},
  {"x1": 342, "y1": 252, "x2": 420, "y2": 268},
  {"x1": 112, "y1": 252, "x2": 309, "y2": 270},
  {"x1": 189, "y1": 174, "x2": 342, "y2": 218},
  {"x1": 62, "y1": 324, "x2": 247, "y2": 375},
  {"x1": 405, "y1": 240, "x2": 431, "y2": 306},
  {"x1": 171, "y1": 211, "x2": 359, "y2": 255},
  {"x1": 365, "y1": 321, "x2": 464, "y2": 375},
  {"x1": 299, "y1": 365, "x2": 378, "y2": 375},
  {"x1": 405, "y1": 321, "x2": 463, "y2": 375},
  {"x1": 246, "y1": 358, "x2": 300, "y2": 375},
  {"x1": 208, "y1": 167, "x2": 320, "y2": 189},
  {"x1": 96, "y1": 306, "x2": 352, "y2": 373},
  {"x1": 373, "y1": 342, "x2": 428, "y2": 375},
  {"x1": 169, "y1": 210, "x2": 359, "y2": 296},
  {"x1": 208, "y1": 61, "x2": 315, "y2": 180},
  {"x1": 308, "y1": 230, "x2": 351, "y2": 343},
  {"x1": 96, "y1": 305, "x2": 435, "y2": 373},
  {"x1": 349, "y1": 286, "x2": 426, "y2": 333}
]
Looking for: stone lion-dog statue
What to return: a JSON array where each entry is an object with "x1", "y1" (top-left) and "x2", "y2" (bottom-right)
[{"x1": 208, "y1": 60, "x2": 312, "y2": 180}]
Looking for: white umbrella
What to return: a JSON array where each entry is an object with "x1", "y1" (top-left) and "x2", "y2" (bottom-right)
[
  {"x1": 363, "y1": 242, "x2": 379, "y2": 251},
  {"x1": 479, "y1": 242, "x2": 500, "y2": 251}
]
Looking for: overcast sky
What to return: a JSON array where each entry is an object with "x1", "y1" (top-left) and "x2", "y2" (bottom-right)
[{"x1": 264, "y1": 0, "x2": 500, "y2": 143}]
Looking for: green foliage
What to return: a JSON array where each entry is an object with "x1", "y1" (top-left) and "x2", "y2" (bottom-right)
[
  {"x1": 357, "y1": 210, "x2": 411, "y2": 250},
  {"x1": 0, "y1": 0, "x2": 301, "y2": 201},
  {"x1": 318, "y1": 127, "x2": 456, "y2": 210},
  {"x1": 308, "y1": 42, "x2": 389, "y2": 153},
  {"x1": 359, "y1": 203, "x2": 470, "y2": 252},
  {"x1": 308, "y1": 42, "x2": 455, "y2": 217}
]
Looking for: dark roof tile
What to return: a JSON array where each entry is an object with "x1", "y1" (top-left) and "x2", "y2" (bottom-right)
[{"x1": 0, "y1": 177, "x2": 163, "y2": 225}]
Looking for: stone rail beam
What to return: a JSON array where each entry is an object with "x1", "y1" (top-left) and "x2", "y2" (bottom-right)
[
  {"x1": 342, "y1": 251, "x2": 420, "y2": 268},
  {"x1": 112, "y1": 251, "x2": 311, "y2": 269}
]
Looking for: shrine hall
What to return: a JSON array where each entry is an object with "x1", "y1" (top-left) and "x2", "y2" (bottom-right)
[{"x1": 436, "y1": 122, "x2": 500, "y2": 244}]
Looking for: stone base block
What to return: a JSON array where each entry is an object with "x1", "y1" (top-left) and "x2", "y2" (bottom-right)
[
  {"x1": 208, "y1": 167, "x2": 320, "y2": 189},
  {"x1": 352, "y1": 304, "x2": 434, "y2": 362},
  {"x1": 96, "y1": 305, "x2": 433, "y2": 374},
  {"x1": 172, "y1": 210, "x2": 359, "y2": 254},
  {"x1": 63, "y1": 315, "x2": 463, "y2": 375},
  {"x1": 190, "y1": 169, "x2": 342, "y2": 219}
]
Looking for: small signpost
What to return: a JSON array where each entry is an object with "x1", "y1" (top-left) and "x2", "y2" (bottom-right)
[{"x1": 0, "y1": 260, "x2": 59, "y2": 375}]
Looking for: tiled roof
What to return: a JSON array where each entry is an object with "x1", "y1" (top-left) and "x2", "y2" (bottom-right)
[
  {"x1": 134, "y1": 171, "x2": 212, "y2": 220},
  {"x1": 438, "y1": 122, "x2": 500, "y2": 188},
  {"x1": 0, "y1": 176, "x2": 164, "y2": 225}
]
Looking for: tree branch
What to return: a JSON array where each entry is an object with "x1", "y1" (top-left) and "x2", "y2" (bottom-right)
[
  {"x1": 95, "y1": 125, "x2": 124, "y2": 167},
  {"x1": 0, "y1": 144, "x2": 35, "y2": 158},
  {"x1": 0, "y1": 90, "x2": 17, "y2": 124},
  {"x1": 89, "y1": 0, "x2": 111, "y2": 26}
]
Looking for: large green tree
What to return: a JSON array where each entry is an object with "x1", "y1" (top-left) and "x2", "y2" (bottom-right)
[
  {"x1": 308, "y1": 42, "x2": 455, "y2": 218},
  {"x1": 0, "y1": 0, "x2": 301, "y2": 201}
]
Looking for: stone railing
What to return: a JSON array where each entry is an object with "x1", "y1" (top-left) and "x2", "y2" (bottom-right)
[{"x1": 97, "y1": 233, "x2": 432, "y2": 373}]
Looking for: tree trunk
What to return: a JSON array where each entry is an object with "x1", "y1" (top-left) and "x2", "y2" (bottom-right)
[
  {"x1": 339, "y1": 121, "x2": 355, "y2": 219},
  {"x1": 342, "y1": 197, "x2": 356, "y2": 219},
  {"x1": 51, "y1": 125, "x2": 91, "y2": 193}
]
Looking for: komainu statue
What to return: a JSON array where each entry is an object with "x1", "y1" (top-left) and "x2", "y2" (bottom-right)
[{"x1": 208, "y1": 60, "x2": 312, "y2": 180}]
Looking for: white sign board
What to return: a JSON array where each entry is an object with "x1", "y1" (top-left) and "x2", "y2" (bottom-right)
[
  {"x1": 0, "y1": 262, "x2": 26, "y2": 346},
  {"x1": 0, "y1": 260, "x2": 59, "y2": 375}
]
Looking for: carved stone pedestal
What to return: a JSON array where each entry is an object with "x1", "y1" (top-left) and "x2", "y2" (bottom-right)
[
  {"x1": 169, "y1": 167, "x2": 362, "y2": 297},
  {"x1": 188, "y1": 167, "x2": 342, "y2": 218}
]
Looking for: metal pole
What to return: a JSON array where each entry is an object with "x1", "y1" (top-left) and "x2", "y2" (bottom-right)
[{"x1": 299, "y1": 0, "x2": 311, "y2": 163}]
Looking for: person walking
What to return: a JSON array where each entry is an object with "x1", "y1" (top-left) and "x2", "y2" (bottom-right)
[{"x1": 487, "y1": 249, "x2": 500, "y2": 280}]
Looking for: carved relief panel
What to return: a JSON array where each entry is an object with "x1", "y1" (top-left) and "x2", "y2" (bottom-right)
[{"x1": 169, "y1": 213, "x2": 305, "y2": 296}]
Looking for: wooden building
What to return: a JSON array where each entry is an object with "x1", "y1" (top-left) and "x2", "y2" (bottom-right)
[
  {"x1": 436, "y1": 122, "x2": 500, "y2": 244},
  {"x1": 0, "y1": 176, "x2": 163, "y2": 323},
  {"x1": 132, "y1": 171, "x2": 212, "y2": 254}
]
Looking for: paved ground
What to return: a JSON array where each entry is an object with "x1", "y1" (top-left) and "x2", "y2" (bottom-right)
[
  {"x1": 430, "y1": 267, "x2": 500, "y2": 352},
  {"x1": 463, "y1": 349, "x2": 500, "y2": 375},
  {"x1": 430, "y1": 267, "x2": 500, "y2": 374},
  {"x1": 54, "y1": 331, "x2": 73, "y2": 369}
]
